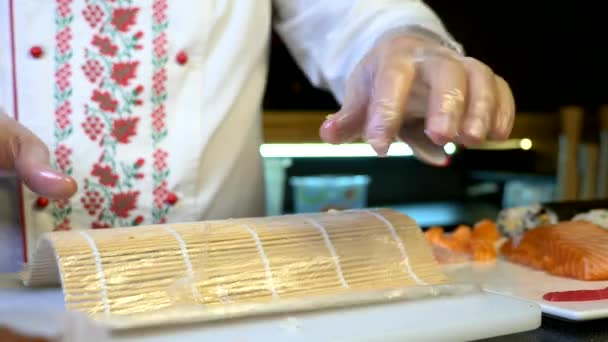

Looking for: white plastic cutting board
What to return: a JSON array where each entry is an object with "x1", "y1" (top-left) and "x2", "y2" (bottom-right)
[
  {"x1": 0, "y1": 282, "x2": 541, "y2": 341},
  {"x1": 444, "y1": 259, "x2": 608, "y2": 321}
]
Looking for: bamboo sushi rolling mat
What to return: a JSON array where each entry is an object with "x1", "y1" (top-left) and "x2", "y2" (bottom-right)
[{"x1": 21, "y1": 208, "x2": 469, "y2": 329}]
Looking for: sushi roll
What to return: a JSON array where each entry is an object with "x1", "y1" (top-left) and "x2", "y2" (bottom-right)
[
  {"x1": 496, "y1": 204, "x2": 558, "y2": 238},
  {"x1": 572, "y1": 209, "x2": 608, "y2": 229}
]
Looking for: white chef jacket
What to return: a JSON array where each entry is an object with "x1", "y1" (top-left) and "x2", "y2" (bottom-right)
[{"x1": 0, "y1": 0, "x2": 458, "y2": 272}]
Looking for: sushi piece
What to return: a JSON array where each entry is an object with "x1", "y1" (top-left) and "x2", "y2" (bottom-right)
[
  {"x1": 572, "y1": 209, "x2": 608, "y2": 229},
  {"x1": 496, "y1": 204, "x2": 558, "y2": 238}
]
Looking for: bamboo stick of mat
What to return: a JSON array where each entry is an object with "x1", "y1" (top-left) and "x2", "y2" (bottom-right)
[{"x1": 21, "y1": 208, "x2": 451, "y2": 324}]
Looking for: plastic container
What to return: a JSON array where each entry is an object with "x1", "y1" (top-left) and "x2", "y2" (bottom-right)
[
  {"x1": 502, "y1": 179, "x2": 555, "y2": 209},
  {"x1": 290, "y1": 175, "x2": 371, "y2": 213}
]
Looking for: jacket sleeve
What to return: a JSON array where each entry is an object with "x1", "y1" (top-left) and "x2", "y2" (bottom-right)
[{"x1": 273, "y1": 0, "x2": 462, "y2": 103}]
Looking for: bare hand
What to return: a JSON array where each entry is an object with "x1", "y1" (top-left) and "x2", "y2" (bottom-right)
[{"x1": 0, "y1": 113, "x2": 77, "y2": 199}]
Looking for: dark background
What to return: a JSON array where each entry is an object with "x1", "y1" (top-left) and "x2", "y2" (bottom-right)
[{"x1": 264, "y1": 2, "x2": 608, "y2": 113}]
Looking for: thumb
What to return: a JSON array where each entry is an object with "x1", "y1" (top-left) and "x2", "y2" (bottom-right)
[
  {"x1": 0, "y1": 114, "x2": 77, "y2": 199},
  {"x1": 399, "y1": 120, "x2": 450, "y2": 167},
  {"x1": 319, "y1": 64, "x2": 369, "y2": 145}
]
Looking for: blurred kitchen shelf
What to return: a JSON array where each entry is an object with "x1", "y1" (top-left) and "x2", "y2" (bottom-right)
[{"x1": 470, "y1": 171, "x2": 555, "y2": 183}]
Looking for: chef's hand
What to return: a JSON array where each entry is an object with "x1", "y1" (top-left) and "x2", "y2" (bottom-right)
[
  {"x1": 320, "y1": 30, "x2": 515, "y2": 166},
  {"x1": 0, "y1": 112, "x2": 77, "y2": 199}
]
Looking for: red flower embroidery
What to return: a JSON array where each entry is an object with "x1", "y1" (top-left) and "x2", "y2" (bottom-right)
[
  {"x1": 151, "y1": 105, "x2": 166, "y2": 132},
  {"x1": 152, "y1": 69, "x2": 167, "y2": 95},
  {"x1": 152, "y1": 0, "x2": 167, "y2": 23},
  {"x1": 92, "y1": 221, "x2": 111, "y2": 229},
  {"x1": 135, "y1": 158, "x2": 145, "y2": 168},
  {"x1": 56, "y1": 27, "x2": 72, "y2": 55},
  {"x1": 153, "y1": 149, "x2": 168, "y2": 170},
  {"x1": 57, "y1": 0, "x2": 72, "y2": 17},
  {"x1": 55, "y1": 101, "x2": 71, "y2": 118},
  {"x1": 111, "y1": 117, "x2": 139, "y2": 143},
  {"x1": 81, "y1": 190, "x2": 104, "y2": 216},
  {"x1": 54, "y1": 218, "x2": 71, "y2": 231},
  {"x1": 54, "y1": 145, "x2": 72, "y2": 172},
  {"x1": 111, "y1": 61, "x2": 139, "y2": 86},
  {"x1": 91, "y1": 163, "x2": 119, "y2": 187},
  {"x1": 111, "y1": 191, "x2": 140, "y2": 218},
  {"x1": 153, "y1": 34, "x2": 167, "y2": 59},
  {"x1": 55, "y1": 101, "x2": 72, "y2": 129},
  {"x1": 153, "y1": 181, "x2": 169, "y2": 208},
  {"x1": 82, "y1": 115, "x2": 104, "y2": 141},
  {"x1": 54, "y1": 199, "x2": 70, "y2": 210},
  {"x1": 56, "y1": 64, "x2": 72, "y2": 92},
  {"x1": 111, "y1": 7, "x2": 139, "y2": 32},
  {"x1": 92, "y1": 90, "x2": 118, "y2": 112},
  {"x1": 92, "y1": 35, "x2": 118, "y2": 57},
  {"x1": 82, "y1": 59, "x2": 104, "y2": 83},
  {"x1": 83, "y1": 4, "x2": 104, "y2": 28}
]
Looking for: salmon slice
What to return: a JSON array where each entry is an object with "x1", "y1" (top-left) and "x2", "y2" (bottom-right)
[
  {"x1": 500, "y1": 221, "x2": 608, "y2": 281},
  {"x1": 471, "y1": 239, "x2": 497, "y2": 262},
  {"x1": 472, "y1": 219, "x2": 500, "y2": 243},
  {"x1": 425, "y1": 221, "x2": 500, "y2": 263},
  {"x1": 452, "y1": 225, "x2": 473, "y2": 243},
  {"x1": 425, "y1": 226, "x2": 444, "y2": 244}
]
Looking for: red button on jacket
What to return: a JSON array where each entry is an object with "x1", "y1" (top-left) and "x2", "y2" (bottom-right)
[
  {"x1": 176, "y1": 51, "x2": 188, "y2": 65},
  {"x1": 30, "y1": 46, "x2": 44, "y2": 58},
  {"x1": 36, "y1": 197, "x2": 49, "y2": 208}
]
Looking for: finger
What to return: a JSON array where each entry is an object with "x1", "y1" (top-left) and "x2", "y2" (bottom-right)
[
  {"x1": 15, "y1": 137, "x2": 78, "y2": 199},
  {"x1": 0, "y1": 114, "x2": 77, "y2": 199},
  {"x1": 320, "y1": 63, "x2": 369, "y2": 144},
  {"x1": 399, "y1": 120, "x2": 450, "y2": 167},
  {"x1": 364, "y1": 54, "x2": 416, "y2": 155},
  {"x1": 491, "y1": 75, "x2": 516, "y2": 140},
  {"x1": 459, "y1": 57, "x2": 497, "y2": 146},
  {"x1": 422, "y1": 56, "x2": 467, "y2": 146}
]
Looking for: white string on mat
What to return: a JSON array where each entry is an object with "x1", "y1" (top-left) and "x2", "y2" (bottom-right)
[
  {"x1": 242, "y1": 224, "x2": 279, "y2": 300},
  {"x1": 79, "y1": 231, "x2": 111, "y2": 317},
  {"x1": 364, "y1": 210, "x2": 427, "y2": 286},
  {"x1": 305, "y1": 217, "x2": 349, "y2": 289},
  {"x1": 164, "y1": 226, "x2": 204, "y2": 304}
]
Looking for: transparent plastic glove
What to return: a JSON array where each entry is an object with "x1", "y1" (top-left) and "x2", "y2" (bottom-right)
[
  {"x1": 0, "y1": 112, "x2": 77, "y2": 199},
  {"x1": 320, "y1": 31, "x2": 515, "y2": 166}
]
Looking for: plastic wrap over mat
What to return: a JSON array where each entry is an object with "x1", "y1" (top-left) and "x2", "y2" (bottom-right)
[{"x1": 21, "y1": 208, "x2": 479, "y2": 329}]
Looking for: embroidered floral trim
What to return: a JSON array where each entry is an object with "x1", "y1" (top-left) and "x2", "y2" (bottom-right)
[
  {"x1": 52, "y1": 0, "x2": 75, "y2": 231},
  {"x1": 80, "y1": 0, "x2": 145, "y2": 228},
  {"x1": 151, "y1": 0, "x2": 171, "y2": 224}
]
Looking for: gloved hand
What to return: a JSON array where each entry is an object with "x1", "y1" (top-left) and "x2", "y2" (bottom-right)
[
  {"x1": 0, "y1": 112, "x2": 77, "y2": 199},
  {"x1": 320, "y1": 30, "x2": 515, "y2": 166}
]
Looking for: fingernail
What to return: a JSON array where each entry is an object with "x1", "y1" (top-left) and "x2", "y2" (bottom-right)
[
  {"x1": 495, "y1": 114, "x2": 511, "y2": 138},
  {"x1": 321, "y1": 118, "x2": 335, "y2": 130},
  {"x1": 34, "y1": 167, "x2": 77, "y2": 199},
  {"x1": 424, "y1": 129, "x2": 448, "y2": 146},
  {"x1": 465, "y1": 118, "x2": 486, "y2": 139},
  {"x1": 439, "y1": 154, "x2": 451, "y2": 167},
  {"x1": 426, "y1": 152, "x2": 450, "y2": 167},
  {"x1": 38, "y1": 167, "x2": 69, "y2": 183},
  {"x1": 368, "y1": 138, "x2": 390, "y2": 156}
]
